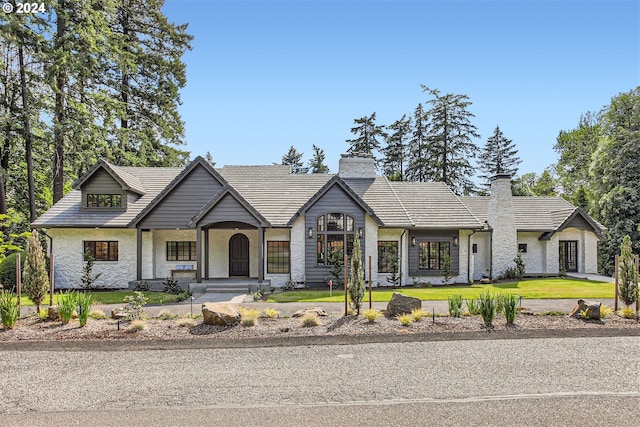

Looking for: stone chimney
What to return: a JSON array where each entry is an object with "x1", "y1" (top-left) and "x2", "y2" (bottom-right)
[
  {"x1": 487, "y1": 174, "x2": 517, "y2": 278},
  {"x1": 338, "y1": 153, "x2": 376, "y2": 179}
]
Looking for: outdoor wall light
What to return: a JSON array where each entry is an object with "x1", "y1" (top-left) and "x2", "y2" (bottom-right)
[
  {"x1": 308, "y1": 227, "x2": 313, "y2": 238},
  {"x1": 358, "y1": 228, "x2": 363, "y2": 238},
  {"x1": 411, "y1": 237, "x2": 416, "y2": 246},
  {"x1": 453, "y1": 237, "x2": 459, "y2": 246}
]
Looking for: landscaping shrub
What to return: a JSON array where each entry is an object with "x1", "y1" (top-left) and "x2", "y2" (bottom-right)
[
  {"x1": 162, "y1": 276, "x2": 181, "y2": 294},
  {"x1": 76, "y1": 292, "x2": 93, "y2": 327},
  {"x1": 495, "y1": 294, "x2": 506, "y2": 315},
  {"x1": 263, "y1": 308, "x2": 281, "y2": 319},
  {"x1": 396, "y1": 313, "x2": 412, "y2": 327},
  {"x1": 177, "y1": 317, "x2": 196, "y2": 327},
  {"x1": 133, "y1": 280, "x2": 151, "y2": 292},
  {"x1": 89, "y1": 309, "x2": 107, "y2": 320},
  {"x1": 156, "y1": 309, "x2": 178, "y2": 320},
  {"x1": 80, "y1": 252, "x2": 102, "y2": 290},
  {"x1": 0, "y1": 290, "x2": 19, "y2": 329},
  {"x1": 411, "y1": 308, "x2": 427, "y2": 322},
  {"x1": 240, "y1": 313, "x2": 257, "y2": 327},
  {"x1": 617, "y1": 235, "x2": 638, "y2": 307},
  {"x1": 502, "y1": 251, "x2": 526, "y2": 280},
  {"x1": 600, "y1": 305, "x2": 614, "y2": 318},
  {"x1": 503, "y1": 293, "x2": 518, "y2": 324},
  {"x1": 618, "y1": 307, "x2": 636, "y2": 319},
  {"x1": 447, "y1": 294, "x2": 463, "y2": 317},
  {"x1": 362, "y1": 308, "x2": 383, "y2": 323},
  {"x1": 22, "y1": 231, "x2": 49, "y2": 312},
  {"x1": 348, "y1": 239, "x2": 366, "y2": 315},
  {"x1": 466, "y1": 298, "x2": 481, "y2": 315},
  {"x1": 0, "y1": 251, "x2": 25, "y2": 292},
  {"x1": 175, "y1": 289, "x2": 192, "y2": 302},
  {"x1": 128, "y1": 320, "x2": 147, "y2": 331},
  {"x1": 122, "y1": 291, "x2": 148, "y2": 320},
  {"x1": 301, "y1": 313, "x2": 320, "y2": 327},
  {"x1": 58, "y1": 291, "x2": 78, "y2": 324},
  {"x1": 479, "y1": 291, "x2": 497, "y2": 327}
]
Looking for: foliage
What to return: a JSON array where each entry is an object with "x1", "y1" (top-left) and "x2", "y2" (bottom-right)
[
  {"x1": 503, "y1": 293, "x2": 519, "y2": 324},
  {"x1": 385, "y1": 245, "x2": 401, "y2": 286},
  {"x1": 301, "y1": 313, "x2": 320, "y2": 327},
  {"x1": 447, "y1": 294, "x2": 463, "y2": 317},
  {"x1": 0, "y1": 251, "x2": 25, "y2": 292},
  {"x1": 346, "y1": 112, "x2": 385, "y2": 156},
  {"x1": 495, "y1": 293, "x2": 506, "y2": 315},
  {"x1": 58, "y1": 291, "x2": 78, "y2": 324},
  {"x1": 308, "y1": 144, "x2": 329, "y2": 173},
  {"x1": 122, "y1": 291, "x2": 148, "y2": 320},
  {"x1": 0, "y1": 291, "x2": 19, "y2": 329},
  {"x1": 396, "y1": 313, "x2": 413, "y2": 327},
  {"x1": 618, "y1": 307, "x2": 636, "y2": 319},
  {"x1": 22, "y1": 230, "x2": 49, "y2": 312},
  {"x1": 177, "y1": 317, "x2": 196, "y2": 327},
  {"x1": 281, "y1": 145, "x2": 308, "y2": 173},
  {"x1": 81, "y1": 251, "x2": 102, "y2": 290},
  {"x1": 617, "y1": 235, "x2": 639, "y2": 306},
  {"x1": 128, "y1": 320, "x2": 147, "y2": 331},
  {"x1": 600, "y1": 305, "x2": 614, "y2": 318},
  {"x1": 89, "y1": 309, "x2": 107, "y2": 320},
  {"x1": 263, "y1": 308, "x2": 281, "y2": 319},
  {"x1": 175, "y1": 289, "x2": 192, "y2": 302},
  {"x1": 327, "y1": 247, "x2": 344, "y2": 287},
  {"x1": 281, "y1": 280, "x2": 295, "y2": 292},
  {"x1": 348, "y1": 238, "x2": 366, "y2": 315},
  {"x1": 441, "y1": 254, "x2": 452, "y2": 285},
  {"x1": 411, "y1": 308, "x2": 427, "y2": 322},
  {"x1": 478, "y1": 125, "x2": 521, "y2": 188},
  {"x1": 240, "y1": 313, "x2": 258, "y2": 327},
  {"x1": 405, "y1": 103, "x2": 434, "y2": 182},
  {"x1": 382, "y1": 114, "x2": 411, "y2": 180},
  {"x1": 133, "y1": 281, "x2": 151, "y2": 292},
  {"x1": 76, "y1": 292, "x2": 93, "y2": 327},
  {"x1": 252, "y1": 289, "x2": 265, "y2": 301},
  {"x1": 156, "y1": 309, "x2": 179, "y2": 320},
  {"x1": 512, "y1": 169, "x2": 558, "y2": 196},
  {"x1": 163, "y1": 276, "x2": 182, "y2": 294},
  {"x1": 479, "y1": 291, "x2": 497, "y2": 326},
  {"x1": 362, "y1": 308, "x2": 383, "y2": 323},
  {"x1": 466, "y1": 298, "x2": 481, "y2": 315},
  {"x1": 502, "y1": 251, "x2": 526, "y2": 280}
]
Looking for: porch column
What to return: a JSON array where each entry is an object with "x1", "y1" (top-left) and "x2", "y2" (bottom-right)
[
  {"x1": 196, "y1": 226, "x2": 202, "y2": 283},
  {"x1": 204, "y1": 228, "x2": 210, "y2": 280},
  {"x1": 258, "y1": 226, "x2": 264, "y2": 281},
  {"x1": 136, "y1": 228, "x2": 142, "y2": 281}
]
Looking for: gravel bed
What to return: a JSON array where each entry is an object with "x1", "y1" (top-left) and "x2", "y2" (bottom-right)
[{"x1": 1, "y1": 311, "x2": 638, "y2": 343}]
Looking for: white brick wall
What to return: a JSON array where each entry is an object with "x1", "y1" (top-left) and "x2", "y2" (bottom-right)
[
  {"x1": 152, "y1": 229, "x2": 197, "y2": 279},
  {"x1": 487, "y1": 176, "x2": 518, "y2": 278},
  {"x1": 290, "y1": 217, "x2": 306, "y2": 283}
]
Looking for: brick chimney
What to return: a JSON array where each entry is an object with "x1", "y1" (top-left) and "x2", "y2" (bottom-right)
[
  {"x1": 487, "y1": 174, "x2": 517, "y2": 278},
  {"x1": 338, "y1": 153, "x2": 376, "y2": 179}
]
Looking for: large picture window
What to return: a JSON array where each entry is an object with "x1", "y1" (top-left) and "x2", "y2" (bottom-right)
[
  {"x1": 316, "y1": 213, "x2": 355, "y2": 265},
  {"x1": 267, "y1": 241, "x2": 290, "y2": 274},
  {"x1": 378, "y1": 241, "x2": 398, "y2": 273},
  {"x1": 87, "y1": 193, "x2": 122, "y2": 208},
  {"x1": 418, "y1": 241, "x2": 450, "y2": 270},
  {"x1": 167, "y1": 241, "x2": 197, "y2": 261},
  {"x1": 84, "y1": 241, "x2": 118, "y2": 261}
]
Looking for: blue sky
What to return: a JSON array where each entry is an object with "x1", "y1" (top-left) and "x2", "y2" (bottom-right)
[{"x1": 163, "y1": 0, "x2": 639, "y2": 177}]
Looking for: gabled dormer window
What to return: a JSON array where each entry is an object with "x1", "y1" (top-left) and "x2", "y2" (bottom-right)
[{"x1": 87, "y1": 193, "x2": 122, "y2": 208}]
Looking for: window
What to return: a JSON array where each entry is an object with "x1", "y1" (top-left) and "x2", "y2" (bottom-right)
[
  {"x1": 84, "y1": 241, "x2": 118, "y2": 261},
  {"x1": 472, "y1": 243, "x2": 478, "y2": 254},
  {"x1": 518, "y1": 243, "x2": 528, "y2": 253},
  {"x1": 267, "y1": 241, "x2": 290, "y2": 274},
  {"x1": 418, "y1": 241, "x2": 450, "y2": 270},
  {"x1": 167, "y1": 241, "x2": 197, "y2": 261},
  {"x1": 378, "y1": 241, "x2": 398, "y2": 273},
  {"x1": 316, "y1": 213, "x2": 355, "y2": 265},
  {"x1": 87, "y1": 193, "x2": 122, "y2": 208}
]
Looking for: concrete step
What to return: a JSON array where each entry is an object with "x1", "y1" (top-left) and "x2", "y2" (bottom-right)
[{"x1": 205, "y1": 284, "x2": 252, "y2": 294}]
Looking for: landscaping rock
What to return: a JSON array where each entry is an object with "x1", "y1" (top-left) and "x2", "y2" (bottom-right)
[
  {"x1": 111, "y1": 309, "x2": 127, "y2": 320},
  {"x1": 292, "y1": 307, "x2": 328, "y2": 318},
  {"x1": 202, "y1": 303, "x2": 241, "y2": 325},
  {"x1": 386, "y1": 292, "x2": 421, "y2": 317},
  {"x1": 569, "y1": 299, "x2": 601, "y2": 320},
  {"x1": 480, "y1": 278, "x2": 491, "y2": 284}
]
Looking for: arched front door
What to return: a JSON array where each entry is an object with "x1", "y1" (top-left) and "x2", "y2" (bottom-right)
[{"x1": 229, "y1": 233, "x2": 249, "y2": 277}]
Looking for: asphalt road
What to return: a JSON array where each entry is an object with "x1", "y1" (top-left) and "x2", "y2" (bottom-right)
[{"x1": 1, "y1": 336, "x2": 639, "y2": 426}]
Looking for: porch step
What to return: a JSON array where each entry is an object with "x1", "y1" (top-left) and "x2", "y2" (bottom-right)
[{"x1": 205, "y1": 284, "x2": 253, "y2": 294}]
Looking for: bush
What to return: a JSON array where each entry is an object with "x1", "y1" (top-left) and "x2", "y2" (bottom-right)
[
  {"x1": 618, "y1": 307, "x2": 636, "y2": 319},
  {"x1": 466, "y1": 298, "x2": 481, "y2": 315},
  {"x1": 503, "y1": 294, "x2": 518, "y2": 324},
  {"x1": 600, "y1": 305, "x2": 614, "y2": 318},
  {"x1": 122, "y1": 291, "x2": 148, "y2": 320},
  {"x1": 0, "y1": 291, "x2": 19, "y2": 329},
  {"x1": 301, "y1": 313, "x2": 320, "y2": 327},
  {"x1": 76, "y1": 292, "x2": 93, "y2": 327},
  {"x1": 156, "y1": 309, "x2": 178, "y2": 320},
  {"x1": 22, "y1": 231, "x2": 49, "y2": 312},
  {"x1": 362, "y1": 308, "x2": 383, "y2": 323},
  {"x1": 177, "y1": 317, "x2": 196, "y2": 327},
  {"x1": 396, "y1": 313, "x2": 412, "y2": 327},
  {"x1": 411, "y1": 308, "x2": 427, "y2": 322},
  {"x1": 89, "y1": 309, "x2": 107, "y2": 320},
  {"x1": 175, "y1": 289, "x2": 192, "y2": 302},
  {"x1": 80, "y1": 252, "x2": 102, "y2": 290},
  {"x1": 0, "y1": 251, "x2": 25, "y2": 292},
  {"x1": 502, "y1": 251, "x2": 526, "y2": 280},
  {"x1": 128, "y1": 320, "x2": 147, "y2": 331},
  {"x1": 240, "y1": 314, "x2": 257, "y2": 327},
  {"x1": 263, "y1": 308, "x2": 281, "y2": 318},
  {"x1": 495, "y1": 294, "x2": 506, "y2": 315},
  {"x1": 618, "y1": 235, "x2": 638, "y2": 307},
  {"x1": 447, "y1": 294, "x2": 463, "y2": 317},
  {"x1": 58, "y1": 291, "x2": 78, "y2": 324},
  {"x1": 162, "y1": 276, "x2": 181, "y2": 294},
  {"x1": 479, "y1": 291, "x2": 497, "y2": 327},
  {"x1": 133, "y1": 281, "x2": 151, "y2": 292}
]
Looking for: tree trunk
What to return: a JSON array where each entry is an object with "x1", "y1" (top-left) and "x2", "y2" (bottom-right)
[
  {"x1": 0, "y1": 122, "x2": 9, "y2": 216},
  {"x1": 53, "y1": 1, "x2": 67, "y2": 203},
  {"x1": 18, "y1": 44, "x2": 36, "y2": 222}
]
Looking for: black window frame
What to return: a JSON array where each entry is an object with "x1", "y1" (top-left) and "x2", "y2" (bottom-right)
[
  {"x1": 378, "y1": 241, "x2": 398, "y2": 274},
  {"x1": 166, "y1": 241, "x2": 197, "y2": 261},
  {"x1": 84, "y1": 241, "x2": 119, "y2": 261},
  {"x1": 316, "y1": 213, "x2": 355, "y2": 266},
  {"x1": 267, "y1": 241, "x2": 290, "y2": 274},
  {"x1": 418, "y1": 241, "x2": 451, "y2": 271},
  {"x1": 86, "y1": 193, "x2": 122, "y2": 208},
  {"x1": 518, "y1": 243, "x2": 528, "y2": 253}
]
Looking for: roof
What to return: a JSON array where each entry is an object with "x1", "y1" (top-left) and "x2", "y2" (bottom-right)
[{"x1": 73, "y1": 159, "x2": 146, "y2": 195}]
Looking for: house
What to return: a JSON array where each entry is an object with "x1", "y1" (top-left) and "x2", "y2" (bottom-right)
[{"x1": 32, "y1": 153, "x2": 605, "y2": 289}]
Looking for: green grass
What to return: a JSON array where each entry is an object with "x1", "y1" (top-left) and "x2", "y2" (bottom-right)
[
  {"x1": 18, "y1": 291, "x2": 177, "y2": 306},
  {"x1": 267, "y1": 278, "x2": 615, "y2": 303}
]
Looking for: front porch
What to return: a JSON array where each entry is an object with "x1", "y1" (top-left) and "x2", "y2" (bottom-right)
[{"x1": 129, "y1": 278, "x2": 271, "y2": 294}]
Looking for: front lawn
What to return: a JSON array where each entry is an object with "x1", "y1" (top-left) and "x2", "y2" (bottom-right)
[
  {"x1": 267, "y1": 278, "x2": 615, "y2": 303},
  {"x1": 19, "y1": 291, "x2": 178, "y2": 306}
]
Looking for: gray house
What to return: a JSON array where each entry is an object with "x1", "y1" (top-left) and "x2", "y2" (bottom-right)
[{"x1": 32, "y1": 153, "x2": 605, "y2": 289}]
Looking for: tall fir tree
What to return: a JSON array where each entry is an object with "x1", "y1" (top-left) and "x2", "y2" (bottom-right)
[
  {"x1": 478, "y1": 125, "x2": 521, "y2": 187},
  {"x1": 308, "y1": 144, "x2": 329, "y2": 173},
  {"x1": 382, "y1": 114, "x2": 411, "y2": 180},
  {"x1": 346, "y1": 112, "x2": 385, "y2": 157},
  {"x1": 281, "y1": 145, "x2": 308, "y2": 174},
  {"x1": 422, "y1": 85, "x2": 480, "y2": 195},
  {"x1": 405, "y1": 104, "x2": 434, "y2": 182}
]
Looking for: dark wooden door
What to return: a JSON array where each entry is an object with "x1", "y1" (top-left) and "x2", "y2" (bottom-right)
[
  {"x1": 229, "y1": 234, "x2": 249, "y2": 277},
  {"x1": 559, "y1": 240, "x2": 578, "y2": 272}
]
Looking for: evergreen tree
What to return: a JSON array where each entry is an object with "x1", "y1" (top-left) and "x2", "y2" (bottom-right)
[
  {"x1": 617, "y1": 235, "x2": 638, "y2": 307},
  {"x1": 348, "y1": 238, "x2": 365, "y2": 315},
  {"x1": 346, "y1": 112, "x2": 385, "y2": 157},
  {"x1": 281, "y1": 145, "x2": 308, "y2": 174},
  {"x1": 205, "y1": 151, "x2": 215, "y2": 167},
  {"x1": 382, "y1": 114, "x2": 411, "y2": 180},
  {"x1": 22, "y1": 230, "x2": 49, "y2": 312},
  {"x1": 405, "y1": 104, "x2": 435, "y2": 182},
  {"x1": 478, "y1": 125, "x2": 521, "y2": 187},
  {"x1": 422, "y1": 85, "x2": 480, "y2": 195},
  {"x1": 308, "y1": 144, "x2": 329, "y2": 173}
]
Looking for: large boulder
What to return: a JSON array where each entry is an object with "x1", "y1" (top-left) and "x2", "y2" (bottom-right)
[
  {"x1": 386, "y1": 292, "x2": 421, "y2": 317},
  {"x1": 202, "y1": 303, "x2": 241, "y2": 326},
  {"x1": 292, "y1": 307, "x2": 328, "y2": 318},
  {"x1": 569, "y1": 299, "x2": 601, "y2": 320}
]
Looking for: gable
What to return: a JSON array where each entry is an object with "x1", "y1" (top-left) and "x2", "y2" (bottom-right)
[
  {"x1": 137, "y1": 164, "x2": 224, "y2": 228},
  {"x1": 305, "y1": 185, "x2": 366, "y2": 217},
  {"x1": 195, "y1": 193, "x2": 262, "y2": 228},
  {"x1": 564, "y1": 214, "x2": 592, "y2": 230}
]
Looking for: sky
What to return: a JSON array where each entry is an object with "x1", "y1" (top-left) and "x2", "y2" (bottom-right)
[{"x1": 162, "y1": 0, "x2": 639, "y2": 178}]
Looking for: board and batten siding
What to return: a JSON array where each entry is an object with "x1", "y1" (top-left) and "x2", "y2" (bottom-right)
[
  {"x1": 196, "y1": 193, "x2": 260, "y2": 227},
  {"x1": 304, "y1": 185, "x2": 366, "y2": 285},
  {"x1": 138, "y1": 165, "x2": 223, "y2": 229},
  {"x1": 408, "y1": 230, "x2": 460, "y2": 276},
  {"x1": 80, "y1": 168, "x2": 126, "y2": 210}
]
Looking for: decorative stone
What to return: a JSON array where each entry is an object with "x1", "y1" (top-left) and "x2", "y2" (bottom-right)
[
  {"x1": 569, "y1": 299, "x2": 601, "y2": 320},
  {"x1": 111, "y1": 309, "x2": 127, "y2": 320},
  {"x1": 292, "y1": 307, "x2": 328, "y2": 318},
  {"x1": 202, "y1": 303, "x2": 241, "y2": 326},
  {"x1": 386, "y1": 292, "x2": 421, "y2": 317},
  {"x1": 480, "y1": 278, "x2": 491, "y2": 284}
]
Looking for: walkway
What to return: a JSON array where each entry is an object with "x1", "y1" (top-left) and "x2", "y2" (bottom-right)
[{"x1": 567, "y1": 273, "x2": 614, "y2": 283}]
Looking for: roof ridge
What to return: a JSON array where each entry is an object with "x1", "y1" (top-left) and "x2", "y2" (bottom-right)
[{"x1": 382, "y1": 176, "x2": 414, "y2": 226}]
